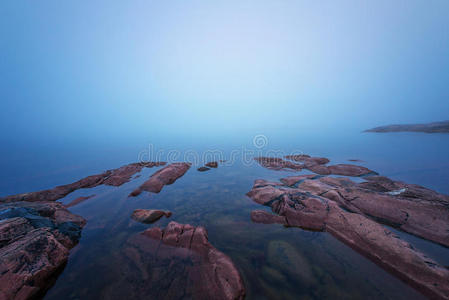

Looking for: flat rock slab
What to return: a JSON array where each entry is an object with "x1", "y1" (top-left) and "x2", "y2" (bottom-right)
[
  {"x1": 0, "y1": 162, "x2": 166, "y2": 203},
  {"x1": 129, "y1": 163, "x2": 191, "y2": 196},
  {"x1": 110, "y1": 222, "x2": 245, "y2": 300}
]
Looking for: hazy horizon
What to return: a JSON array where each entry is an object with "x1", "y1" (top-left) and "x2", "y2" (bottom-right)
[{"x1": 2, "y1": 0, "x2": 449, "y2": 143}]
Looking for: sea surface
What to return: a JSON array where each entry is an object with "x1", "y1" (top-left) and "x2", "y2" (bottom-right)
[{"x1": 1, "y1": 130, "x2": 449, "y2": 299}]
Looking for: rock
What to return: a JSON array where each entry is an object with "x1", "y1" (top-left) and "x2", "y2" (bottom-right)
[
  {"x1": 254, "y1": 157, "x2": 303, "y2": 171},
  {"x1": 131, "y1": 209, "x2": 172, "y2": 224},
  {"x1": 365, "y1": 120, "x2": 449, "y2": 133},
  {"x1": 64, "y1": 195, "x2": 95, "y2": 208},
  {"x1": 112, "y1": 222, "x2": 245, "y2": 300},
  {"x1": 306, "y1": 164, "x2": 331, "y2": 175},
  {"x1": 328, "y1": 164, "x2": 376, "y2": 176},
  {"x1": 103, "y1": 162, "x2": 166, "y2": 186},
  {"x1": 285, "y1": 155, "x2": 330, "y2": 166},
  {"x1": 197, "y1": 166, "x2": 211, "y2": 172},
  {"x1": 0, "y1": 162, "x2": 166, "y2": 203},
  {"x1": 129, "y1": 163, "x2": 191, "y2": 196},
  {"x1": 251, "y1": 210, "x2": 287, "y2": 225},
  {"x1": 247, "y1": 180, "x2": 449, "y2": 299},
  {"x1": 280, "y1": 175, "x2": 318, "y2": 187},
  {"x1": 205, "y1": 161, "x2": 218, "y2": 168},
  {"x1": 0, "y1": 201, "x2": 86, "y2": 300}
]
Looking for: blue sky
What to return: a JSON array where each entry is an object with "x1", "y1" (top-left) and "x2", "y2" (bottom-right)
[{"x1": 1, "y1": 0, "x2": 448, "y2": 142}]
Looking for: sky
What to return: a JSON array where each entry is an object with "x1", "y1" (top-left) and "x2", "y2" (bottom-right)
[{"x1": 1, "y1": 0, "x2": 449, "y2": 142}]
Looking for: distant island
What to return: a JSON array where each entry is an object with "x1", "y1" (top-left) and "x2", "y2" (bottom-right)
[{"x1": 365, "y1": 120, "x2": 449, "y2": 133}]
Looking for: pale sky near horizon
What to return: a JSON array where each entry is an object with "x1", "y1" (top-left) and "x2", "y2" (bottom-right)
[{"x1": 1, "y1": 0, "x2": 448, "y2": 141}]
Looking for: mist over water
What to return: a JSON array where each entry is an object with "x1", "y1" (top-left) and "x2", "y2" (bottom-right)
[
  {"x1": 2, "y1": 2, "x2": 449, "y2": 299},
  {"x1": 2, "y1": 0, "x2": 449, "y2": 143}
]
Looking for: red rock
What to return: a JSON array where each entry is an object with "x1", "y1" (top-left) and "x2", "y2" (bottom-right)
[
  {"x1": 109, "y1": 222, "x2": 245, "y2": 300},
  {"x1": 197, "y1": 166, "x2": 211, "y2": 172},
  {"x1": 247, "y1": 181, "x2": 449, "y2": 299},
  {"x1": 129, "y1": 163, "x2": 191, "y2": 196},
  {"x1": 328, "y1": 164, "x2": 376, "y2": 176},
  {"x1": 0, "y1": 201, "x2": 86, "y2": 300},
  {"x1": 0, "y1": 162, "x2": 166, "y2": 203},
  {"x1": 64, "y1": 195, "x2": 95, "y2": 208},
  {"x1": 205, "y1": 161, "x2": 218, "y2": 168},
  {"x1": 103, "y1": 162, "x2": 166, "y2": 186},
  {"x1": 131, "y1": 209, "x2": 172, "y2": 224},
  {"x1": 305, "y1": 164, "x2": 331, "y2": 175}
]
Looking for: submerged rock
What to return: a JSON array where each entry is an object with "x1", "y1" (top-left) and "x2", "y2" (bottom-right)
[
  {"x1": 113, "y1": 222, "x2": 245, "y2": 300},
  {"x1": 0, "y1": 162, "x2": 166, "y2": 203},
  {"x1": 251, "y1": 210, "x2": 287, "y2": 225},
  {"x1": 247, "y1": 178, "x2": 449, "y2": 299},
  {"x1": 131, "y1": 209, "x2": 172, "y2": 224},
  {"x1": 0, "y1": 201, "x2": 86, "y2": 300},
  {"x1": 129, "y1": 163, "x2": 191, "y2": 196},
  {"x1": 64, "y1": 195, "x2": 96, "y2": 208}
]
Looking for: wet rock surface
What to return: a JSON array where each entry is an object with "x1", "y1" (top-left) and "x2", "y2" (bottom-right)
[
  {"x1": 0, "y1": 162, "x2": 166, "y2": 203},
  {"x1": 205, "y1": 161, "x2": 218, "y2": 168},
  {"x1": 327, "y1": 164, "x2": 376, "y2": 176},
  {"x1": 256, "y1": 156, "x2": 376, "y2": 177},
  {"x1": 248, "y1": 154, "x2": 449, "y2": 299},
  {"x1": 197, "y1": 166, "x2": 211, "y2": 172},
  {"x1": 131, "y1": 209, "x2": 172, "y2": 224},
  {"x1": 0, "y1": 201, "x2": 86, "y2": 300},
  {"x1": 129, "y1": 162, "x2": 191, "y2": 196},
  {"x1": 111, "y1": 221, "x2": 245, "y2": 300}
]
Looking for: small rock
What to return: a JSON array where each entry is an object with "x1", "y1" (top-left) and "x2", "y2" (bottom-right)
[
  {"x1": 197, "y1": 167, "x2": 211, "y2": 172},
  {"x1": 131, "y1": 209, "x2": 172, "y2": 224}
]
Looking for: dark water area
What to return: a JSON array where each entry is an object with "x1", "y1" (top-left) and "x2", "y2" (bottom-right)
[{"x1": 1, "y1": 131, "x2": 449, "y2": 299}]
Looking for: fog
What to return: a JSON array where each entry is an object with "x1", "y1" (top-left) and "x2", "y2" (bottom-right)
[{"x1": 2, "y1": 0, "x2": 448, "y2": 143}]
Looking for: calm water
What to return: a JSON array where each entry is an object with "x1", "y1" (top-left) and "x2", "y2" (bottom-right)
[{"x1": 2, "y1": 131, "x2": 449, "y2": 299}]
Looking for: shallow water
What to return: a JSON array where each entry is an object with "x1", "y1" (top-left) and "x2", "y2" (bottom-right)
[{"x1": 2, "y1": 131, "x2": 449, "y2": 299}]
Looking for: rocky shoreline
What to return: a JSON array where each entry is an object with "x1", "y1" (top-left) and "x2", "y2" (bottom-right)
[
  {"x1": 1, "y1": 156, "x2": 449, "y2": 299},
  {"x1": 249, "y1": 155, "x2": 449, "y2": 299}
]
